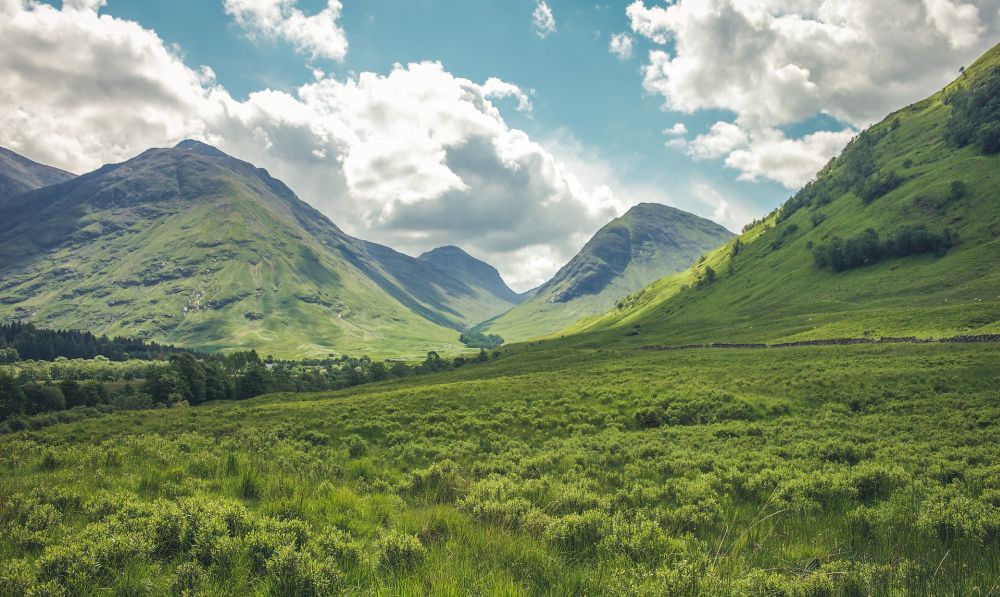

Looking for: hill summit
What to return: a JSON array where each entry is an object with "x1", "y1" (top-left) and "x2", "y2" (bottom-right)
[{"x1": 475, "y1": 202, "x2": 734, "y2": 342}]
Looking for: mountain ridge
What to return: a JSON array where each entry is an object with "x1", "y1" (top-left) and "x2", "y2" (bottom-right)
[
  {"x1": 0, "y1": 141, "x2": 522, "y2": 357},
  {"x1": 475, "y1": 202, "x2": 734, "y2": 342},
  {"x1": 0, "y1": 146, "x2": 75, "y2": 201}
]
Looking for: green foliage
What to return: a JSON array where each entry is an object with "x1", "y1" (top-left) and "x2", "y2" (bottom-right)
[
  {"x1": 375, "y1": 530, "x2": 425, "y2": 570},
  {"x1": 812, "y1": 226, "x2": 955, "y2": 272},
  {"x1": 459, "y1": 331, "x2": 504, "y2": 349},
  {"x1": 944, "y1": 65, "x2": 1000, "y2": 154},
  {"x1": 1, "y1": 343, "x2": 995, "y2": 593}
]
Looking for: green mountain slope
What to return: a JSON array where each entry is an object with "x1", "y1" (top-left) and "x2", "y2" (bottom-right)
[
  {"x1": 568, "y1": 43, "x2": 1000, "y2": 347},
  {"x1": 418, "y1": 245, "x2": 525, "y2": 320},
  {"x1": 476, "y1": 203, "x2": 734, "y2": 342},
  {"x1": 0, "y1": 141, "x2": 516, "y2": 357},
  {"x1": 0, "y1": 146, "x2": 75, "y2": 200}
]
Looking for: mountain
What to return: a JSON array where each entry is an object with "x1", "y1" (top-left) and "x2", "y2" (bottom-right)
[
  {"x1": 567, "y1": 42, "x2": 1000, "y2": 346},
  {"x1": 475, "y1": 203, "x2": 735, "y2": 342},
  {"x1": 419, "y1": 246, "x2": 524, "y2": 304},
  {"x1": 0, "y1": 141, "x2": 519, "y2": 357},
  {"x1": 0, "y1": 146, "x2": 75, "y2": 200}
]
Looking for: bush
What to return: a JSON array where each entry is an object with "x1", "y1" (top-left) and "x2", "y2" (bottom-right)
[
  {"x1": 316, "y1": 529, "x2": 365, "y2": 567},
  {"x1": 171, "y1": 561, "x2": 205, "y2": 596},
  {"x1": 345, "y1": 435, "x2": 368, "y2": 458},
  {"x1": 544, "y1": 510, "x2": 612, "y2": 555},
  {"x1": 266, "y1": 546, "x2": 341, "y2": 596},
  {"x1": 916, "y1": 488, "x2": 1000, "y2": 543},
  {"x1": 375, "y1": 530, "x2": 425, "y2": 570},
  {"x1": 405, "y1": 459, "x2": 468, "y2": 504}
]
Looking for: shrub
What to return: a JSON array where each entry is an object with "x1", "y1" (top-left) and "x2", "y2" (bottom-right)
[
  {"x1": 345, "y1": 435, "x2": 368, "y2": 458},
  {"x1": 406, "y1": 459, "x2": 468, "y2": 504},
  {"x1": 266, "y1": 546, "x2": 341, "y2": 596},
  {"x1": 171, "y1": 561, "x2": 205, "y2": 596},
  {"x1": 916, "y1": 488, "x2": 999, "y2": 543},
  {"x1": 375, "y1": 530, "x2": 426, "y2": 570},
  {"x1": 543, "y1": 510, "x2": 612, "y2": 555},
  {"x1": 316, "y1": 529, "x2": 365, "y2": 567}
]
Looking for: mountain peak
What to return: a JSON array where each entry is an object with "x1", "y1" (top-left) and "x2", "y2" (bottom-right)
[
  {"x1": 173, "y1": 139, "x2": 228, "y2": 158},
  {"x1": 419, "y1": 245, "x2": 522, "y2": 304},
  {"x1": 0, "y1": 146, "x2": 76, "y2": 201}
]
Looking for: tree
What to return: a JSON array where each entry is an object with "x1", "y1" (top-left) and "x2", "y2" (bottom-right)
[
  {"x1": 0, "y1": 373, "x2": 26, "y2": 420},
  {"x1": 143, "y1": 367, "x2": 189, "y2": 405},
  {"x1": 59, "y1": 379, "x2": 85, "y2": 408},
  {"x1": 169, "y1": 354, "x2": 207, "y2": 404},
  {"x1": 24, "y1": 384, "x2": 65, "y2": 415}
]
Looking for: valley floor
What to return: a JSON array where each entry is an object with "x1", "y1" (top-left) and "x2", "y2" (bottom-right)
[{"x1": 1, "y1": 342, "x2": 999, "y2": 595}]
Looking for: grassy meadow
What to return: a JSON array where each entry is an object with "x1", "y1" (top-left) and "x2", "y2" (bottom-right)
[{"x1": 2, "y1": 341, "x2": 998, "y2": 595}]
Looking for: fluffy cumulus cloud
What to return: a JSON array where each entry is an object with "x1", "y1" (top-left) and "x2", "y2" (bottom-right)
[
  {"x1": 609, "y1": 32, "x2": 635, "y2": 60},
  {"x1": 223, "y1": 0, "x2": 347, "y2": 61},
  {"x1": 532, "y1": 1, "x2": 556, "y2": 38},
  {"x1": 0, "y1": 0, "x2": 642, "y2": 290},
  {"x1": 629, "y1": 0, "x2": 1000, "y2": 188}
]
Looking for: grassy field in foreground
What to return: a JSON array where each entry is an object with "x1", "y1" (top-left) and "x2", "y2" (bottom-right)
[{"x1": 1, "y1": 342, "x2": 999, "y2": 595}]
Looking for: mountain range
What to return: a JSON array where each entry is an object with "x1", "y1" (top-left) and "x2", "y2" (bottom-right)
[
  {"x1": 0, "y1": 141, "x2": 529, "y2": 357},
  {"x1": 7, "y1": 42, "x2": 993, "y2": 359},
  {"x1": 0, "y1": 140, "x2": 726, "y2": 357}
]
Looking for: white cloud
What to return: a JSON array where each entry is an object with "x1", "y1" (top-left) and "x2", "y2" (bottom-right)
[
  {"x1": 223, "y1": 0, "x2": 347, "y2": 61},
  {"x1": 0, "y1": 0, "x2": 649, "y2": 291},
  {"x1": 725, "y1": 129, "x2": 856, "y2": 189},
  {"x1": 629, "y1": 0, "x2": 1000, "y2": 188},
  {"x1": 686, "y1": 121, "x2": 749, "y2": 160},
  {"x1": 924, "y1": 0, "x2": 986, "y2": 48},
  {"x1": 532, "y1": 1, "x2": 556, "y2": 38},
  {"x1": 609, "y1": 32, "x2": 634, "y2": 60},
  {"x1": 663, "y1": 123, "x2": 687, "y2": 136},
  {"x1": 481, "y1": 77, "x2": 533, "y2": 112},
  {"x1": 62, "y1": 0, "x2": 105, "y2": 11}
]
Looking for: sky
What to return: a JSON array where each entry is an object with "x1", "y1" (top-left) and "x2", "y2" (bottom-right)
[{"x1": 1, "y1": 0, "x2": 999, "y2": 290}]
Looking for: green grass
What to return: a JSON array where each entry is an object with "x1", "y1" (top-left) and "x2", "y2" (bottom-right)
[{"x1": 2, "y1": 342, "x2": 998, "y2": 595}]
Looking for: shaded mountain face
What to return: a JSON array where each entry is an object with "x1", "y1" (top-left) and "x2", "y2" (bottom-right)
[
  {"x1": 543, "y1": 203, "x2": 734, "y2": 303},
  {"x1": 475, "y1": 203, "x2": 734, "y2": 342},
  {"x1": 0, "y1": 141, "x2": 517, "y2": 357},
  {"x1": 569, "y1": 43, "x2": 1000, "y2": 347},
  {"x1": 419, "y1": 246, "x2": 524, "y2": 305},
  {"x1": 0, "y1": 147, "x2": 75, "y2": 201}
]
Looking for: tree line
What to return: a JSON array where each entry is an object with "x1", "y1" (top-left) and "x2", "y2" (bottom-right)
[
  {"x1": 1, "y1": 347, "x2": 494, "y2": 428},
  {"x1": 812, "y1": 225, "x2": 955, "y2": 272},
  {"x1": 0, "y1": 322, "x2": 202, "y2": 362}
]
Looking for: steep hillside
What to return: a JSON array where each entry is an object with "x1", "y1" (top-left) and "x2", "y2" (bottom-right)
[
  {"x1": 476, "y1": 203, "x2": 734, "y2": 342},
  {"x1": 0, "y1": 146, "x2": 75, "y2": 200},
  {"x1": 569, "y1": 43, "x2": 1000, "y2": 346},
  {"x1": 420, "y1": 246, "x2": 523, "y2": 305},
  {"x1": 0, "y1": 142, "x2": 515, "y2": 357},
  {"x1": 416, "y1": 245, "x2": 524, "y2": 323}
]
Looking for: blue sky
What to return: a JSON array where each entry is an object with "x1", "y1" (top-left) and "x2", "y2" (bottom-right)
[
  {"x1": 11, "y1": 0, "x2": 1000, "y2": 288},
  {"x1": 96, "y1": 0, "x2": 789, "y2": 213}
]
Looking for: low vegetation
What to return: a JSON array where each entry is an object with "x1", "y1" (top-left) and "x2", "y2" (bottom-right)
[{"x1": 0, "y1": 343, "x2": 997, "y2": 594}]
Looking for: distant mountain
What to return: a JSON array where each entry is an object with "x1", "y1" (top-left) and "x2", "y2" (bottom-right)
[
  {"x1": 0, "y1": 147, "x2": 75, "y2": 200},
  {"x1": 475, "y1": 203, "x2": 734, "y2": 342},
  {"x1": 0, "y1": 141, "x2": 518, "y2": 357},
  {"x1": 419, "y1": 246, "x2": 524, "y2": 305},
  {"x1": 569, "y1": 42, "x2": 1000, "y2": 346}
]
